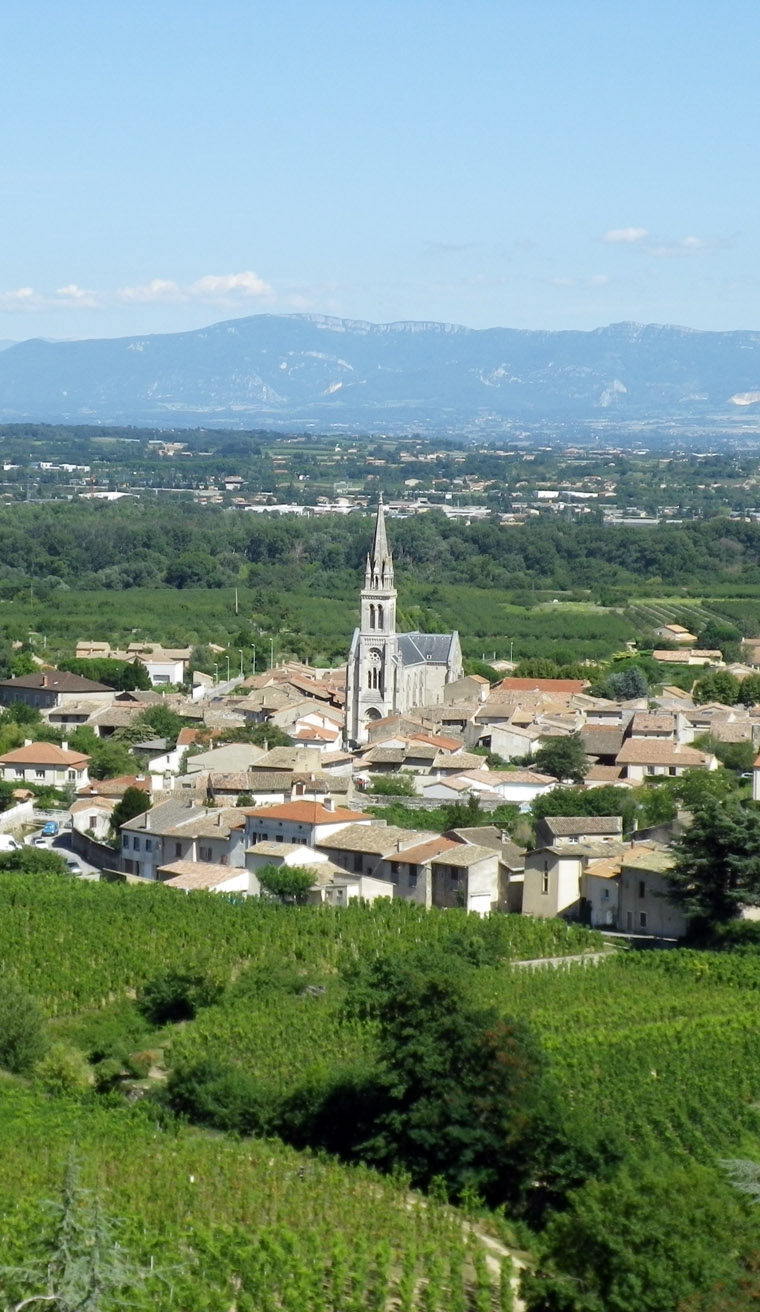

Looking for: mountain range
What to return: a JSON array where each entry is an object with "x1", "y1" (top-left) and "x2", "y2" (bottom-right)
[{"x1": 0, "y1": 314, "x2": 759, "y2": 431}]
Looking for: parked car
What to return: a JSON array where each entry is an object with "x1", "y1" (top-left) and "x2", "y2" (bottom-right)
[
  {"x1": 41, "y1": 821, "x2": 59, "y2": 837},
  {"x1": 65, "y1": 856, "x2": 83, "y2": 874}
]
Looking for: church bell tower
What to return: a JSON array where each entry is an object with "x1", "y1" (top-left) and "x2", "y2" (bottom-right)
[{"x1": 345, "y1": 496, "x2": 398, "y2": 745}]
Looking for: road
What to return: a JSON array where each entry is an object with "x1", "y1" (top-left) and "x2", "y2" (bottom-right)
[{"x1": 26, "y1": 821, "x2": 101, "y2": 881}]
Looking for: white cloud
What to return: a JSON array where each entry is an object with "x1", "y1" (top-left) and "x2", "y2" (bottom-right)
[
  {"x1": 589, "y1": 273, "x2": 610, "y2": 286},
  {"x1": 118, "y1": 271, "x2": 274, "y2": 304},
  {"x1": 0, "y1": 286, "x2": 39, "y2": 307},
  {"x1": 189, "y1": 271, "x2": 273, "y2": 298},
  {"x1": 118, "y1": 278, "x2": 183, "y2": 303},
  {"x1": 55, "y1": 283, "x2": 100, "y2": 308},
  {"x1": 603, "y1": 227, "x2": 649, "y2": 244}
]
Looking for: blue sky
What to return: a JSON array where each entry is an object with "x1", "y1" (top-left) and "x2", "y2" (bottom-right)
[{"x1": 2, "y1": 0, "x2": 758, "y2": 339}]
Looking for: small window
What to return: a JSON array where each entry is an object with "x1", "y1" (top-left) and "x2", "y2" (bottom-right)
[
  {"x1": 353, "y1": 853, "x2": 362, "y2": 873},
  {"x1": 122, "y1": 835, "x2": 129, "y2": 849},
  {"x1": 390, "y1": 861, "x2": 400, "y2": 875},
  {"x1": 132, "y1": 836, "x2": 140, "y2": 850},
  {"x1": 67, "y1": 770, "x2": 76, "y2": 781},
  {"x1": 408, "y1": 871, "x2": 418, "y2": 888},
  {"x1": 638, "y1": 880, "x2": 645, "y2": 900},
  {"x1": 275, "y1": 834, "x2": 283, "y2": 843},
  {"x1": 639, "y1": 911, "x2": 648, "y2": 929},
  {"x1": 36, "y1": 769, "x2": 45, "y2": 779},
  {"x1": 542, "y1": 862, "x2": 550, "y2": 895},
  {"x1": 199, "y1": 846, "x2": 212, "y2": 862},
  {"x1": 174, "y1": 842, "x2": 182, "y2": 859},
  {"x1": 145, "y1": 839, "x2": 152, "y2": 853}
]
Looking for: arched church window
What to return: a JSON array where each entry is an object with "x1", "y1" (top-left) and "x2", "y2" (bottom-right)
[
  {"x1": 369, "y1": 604, "x2": 376, "y2": 630},
  {"x1": 377, "y1": 604, "x2": 384, "y2": 629},
  {"x1": 367, "y1": 648, "x2": 383, "y2": 694}
]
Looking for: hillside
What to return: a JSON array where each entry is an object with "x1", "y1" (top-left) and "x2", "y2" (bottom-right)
[
  {"x1": 1, "y1": 876, "x2": 760, "y2": 1309},
  {"x1": 1, "y1": 314, "x2": 760, "y2": 428}
]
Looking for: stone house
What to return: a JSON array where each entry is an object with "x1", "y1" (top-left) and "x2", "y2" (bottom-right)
[{"x1": 0, "y1": 741, "x2": 90, "y2": 790}]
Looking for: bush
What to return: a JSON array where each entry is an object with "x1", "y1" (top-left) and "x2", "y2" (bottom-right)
[
  {"x1": 138, "y1": 969, "x2": 224, "y2": 1025},
  {"x1": 166, "y1": 1061, "x2": 277, "y2": 1135},
  {"x1": 36, "y1": 1042, "x2": 93, "y2": 1095},
  {"x1": 367, "y1": 773, "x2": 417, "y2": 796},
  {"x1": 0, "y1": 981, "x2": 48, "y2": 1074}
]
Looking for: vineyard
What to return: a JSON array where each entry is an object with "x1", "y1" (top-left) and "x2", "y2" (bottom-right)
[{"x1": 1, "y1": 875, "x2": 760, "y2": 1308}]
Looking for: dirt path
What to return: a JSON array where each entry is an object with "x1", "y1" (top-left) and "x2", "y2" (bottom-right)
[
  {"x1": 463, "y1": 1220, "x2": 530, "y2": 1312},
  {"x1": 511, "y1": 948, "x2": 615, "y2": 971}
]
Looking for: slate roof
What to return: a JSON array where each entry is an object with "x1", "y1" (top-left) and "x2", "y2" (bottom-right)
[
  {"x1": 0, "y1": 672, "x2": 113, "y2": 693},
  {"x1": 542, "y1": 816, "x2": 623, "y2": 838},
  {"x1": 397, "y1": 632, "x2": 457, "y2": 667}
]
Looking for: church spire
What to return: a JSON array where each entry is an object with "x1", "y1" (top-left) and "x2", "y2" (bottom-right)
[{"x1": 366, "y1": 494, "x2": 394, "y2": 589}]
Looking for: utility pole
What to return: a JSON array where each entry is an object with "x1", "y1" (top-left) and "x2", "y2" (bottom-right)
[{"x1": 251, "y1": 643, "x2": 256, "y2": 675}]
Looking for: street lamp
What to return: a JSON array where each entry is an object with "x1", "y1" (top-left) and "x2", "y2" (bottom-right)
[
  {"x1": 225, "y1": 654, "x2": 231, "y2": 682},
  {"x1": 238, "y1": 649, "x2": 244, "y2": 677},
  {"x1": 213, "y1": 663, "x2": 218, "y2": 685},
  {"x1": 270, "y1": 636, "x2": 274, "y2": 670},
  {"x1": 251, "y1": 644, "x2": 256, "y2": 675}
]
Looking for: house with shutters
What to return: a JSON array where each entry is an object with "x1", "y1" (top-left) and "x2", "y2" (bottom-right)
[{"x1": 0, "y1": 740, "x2": 90, "y2": 790}]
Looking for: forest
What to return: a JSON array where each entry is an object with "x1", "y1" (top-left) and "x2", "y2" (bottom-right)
[
  {"x1": 0, "y1": 878, "x2": 759, "y2": 1310},
  {"x1": 1, "y1": 498, "x2": 760, "y2": 667}
]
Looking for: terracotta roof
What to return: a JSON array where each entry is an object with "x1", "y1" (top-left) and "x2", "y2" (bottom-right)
[
  {"x1": 616, "y1": 740, "x2": 710, "y2": 766},
  {"x1": 542, "y1": 815, "x2": 623, "y2": 837},
  {"x1": 245, "y1": 801, "x2": 370, "y2": 824},
  {"x1": 79, "y1": 774, "x2": 150, "y2": 797},
  {"x1": 496, "y1": 677, "x2": 586, "y2": 693},
  {"x1": 432, "y1": 844, "x2": 498, "y2": 868},
  {"x1": 585, "y1": 765, "x2": 626, "y2": 782},
  {"x1": 318, "y1": 823, "x2": 431, "y2": 855},
  {"x1": 159, "y1": 861, "x2": 247, "y2": 890},
  {"x1": 630, "y1": 713, "x2": 676, "y2": 734},
  {"x1": 0, "y1": 743, "x2": 90, "y2": 767},
  {"x1": 388, "y1": 836, "x2": 459, "y2": 864}
]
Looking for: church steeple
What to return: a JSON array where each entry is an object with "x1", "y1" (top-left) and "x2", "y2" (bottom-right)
[{"x1": 365, "y1": 494, "x2": 394, "y2": 589}]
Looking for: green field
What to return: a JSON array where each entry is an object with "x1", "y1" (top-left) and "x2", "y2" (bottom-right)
[{"x1": 1, "y1": 875, "x2": 760, "y2": 1309}]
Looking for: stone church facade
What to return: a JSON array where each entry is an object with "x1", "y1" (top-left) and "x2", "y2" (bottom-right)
[{"x1": 345, "y1": 499, "x2": 463, "y2": 746}]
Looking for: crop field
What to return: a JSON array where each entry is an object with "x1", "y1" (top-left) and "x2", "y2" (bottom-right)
[{"x1": 2, "y1": 876, "x2": 760, "y2": 1308}]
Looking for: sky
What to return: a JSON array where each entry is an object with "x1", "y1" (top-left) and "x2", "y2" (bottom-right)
[{"x1": 1, "y1": 0, "x2": 759, "y2": 341}]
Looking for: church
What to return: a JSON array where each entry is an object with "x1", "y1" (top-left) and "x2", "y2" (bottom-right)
[{"x1": 345, "y1": 498, "x2": 463, "y2": 746}]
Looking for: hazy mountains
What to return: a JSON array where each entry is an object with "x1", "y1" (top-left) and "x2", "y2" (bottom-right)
[{"x1": 0, "y1": 314, "x2": 760, "y2": 430}]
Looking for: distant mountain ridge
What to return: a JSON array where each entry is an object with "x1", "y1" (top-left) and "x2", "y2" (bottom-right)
[{"x1": 0, "y1": 313, "x2": 759, "y2": 430}]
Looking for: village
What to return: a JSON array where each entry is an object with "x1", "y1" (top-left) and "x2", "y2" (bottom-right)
[{"x1": 0, "y1": 499, "x2": 757, "y2": 944}]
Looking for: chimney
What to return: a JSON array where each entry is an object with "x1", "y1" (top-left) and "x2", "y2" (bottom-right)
[
  {"x1": 324, "y1": 796, "x2": 335, "y2": 812},
  {"x1": 41, "y1": 675, "x2": 48, "y2": 688},
  {"x1": 62, "y1": 740, "x2": 68, "y2": 753},
  {"x1": 143, "y1": 812, "x2": 150, "y2": 830},
  {"x1": 24, "y1": 738, "x2": 32, "y2": 747},
  {"x1": 218, "y1": 812, "x2": 224, "y2": 826}
]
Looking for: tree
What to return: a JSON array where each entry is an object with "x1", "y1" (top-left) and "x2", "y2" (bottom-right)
[
  {"x1": 0, "y1": 848, "x2": 68, "y2": 875},
  {"x1": 257, "y1": 863, "x2": 316, "y2": 904},
  {"x1": 0, "y1": 1161, "x2": 161, "y2": 1309},
  {"x1": 355, "y1": 951, "x2": 554, "y2": 1206},
  {"x1": 534, "y1": 733, "x2": 588, "y2": 784},
  {"x1": 109, "y1": 786, "x2": 151, "y2": 833},
  {"x1": 532, "y1": 783, "x2": 638, "y2": 832},
  {"x1": 0, "y1": 979, "x2": 48, "y2": 1073},
  {"x1": 667, "y1": 799, "x2": 760, "y2": 925},
  {"x1": 116, "y1": 703, "x2": 184, "y2": 746},
  {"x1": 524, "y1": 1161, "x2": 750, "y2": 1312},
  {"x1": 603, "y1": 665, "x2": 649, "y2": 700},
  {"x1": 738, "y1": 673, "x2": 760, "y2": 707},
  {"x1": 692, "y1": 671, "x2": 740, "y2": 706},
  {"x1": 698, "y1": 619, "x2": 742, "y2": 663}
]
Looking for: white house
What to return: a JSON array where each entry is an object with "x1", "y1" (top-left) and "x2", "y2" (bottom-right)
[
  {"x1": 0, "y1": 741, "x2": 90, "y2": 790},
  {"x1": 243, "y1": 799, "x2": 372, "y2": 849}
]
